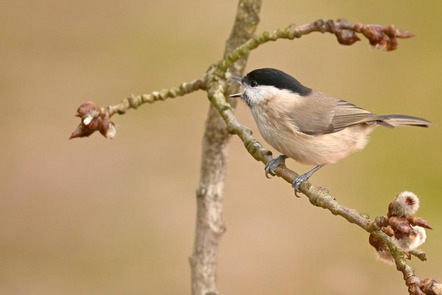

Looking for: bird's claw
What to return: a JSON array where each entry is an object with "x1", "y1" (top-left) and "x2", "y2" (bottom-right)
[
  {"x1": 292, "y1": 174, "x2": 309, "y2": 197},
  {"x1": 291, "y1": 165, "x2": 324, "y2": 197},
  {"x1": 264, "y1": 155, "x2": 288, "y2": 178}
]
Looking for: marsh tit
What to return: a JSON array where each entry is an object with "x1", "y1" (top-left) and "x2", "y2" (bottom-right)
[{"x1": 230, "y1": 68, "x2": 431, "y2": 196}]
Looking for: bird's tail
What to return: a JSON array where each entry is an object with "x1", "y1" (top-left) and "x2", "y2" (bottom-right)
[{"x1": 381, "y1": 114, "x2": 432, "y2": 128}]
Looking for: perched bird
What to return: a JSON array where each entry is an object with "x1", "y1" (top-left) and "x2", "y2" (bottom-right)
[{"x1": 231, "y1": 68, "x2": 431, "y2": 196}]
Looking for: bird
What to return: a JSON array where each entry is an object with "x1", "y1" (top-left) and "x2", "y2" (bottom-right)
[{"x1": 230, "y1": 68, "x2": 431, "y2": 196}]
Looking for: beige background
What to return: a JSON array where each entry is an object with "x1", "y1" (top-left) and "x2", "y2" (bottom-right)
[{"x1": 1, "y1": 0, "x2": 441, "y2": 294}]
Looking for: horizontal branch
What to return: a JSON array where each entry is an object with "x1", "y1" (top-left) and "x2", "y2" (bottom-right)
[
  {"x1": 70, "y1": 19, "x2": 413, "y2": 139},
  {"x1": 108, "y1": 78, "x2": 205, "y2": 117},
  {"x1": 69, "y1": 78, "x2": 204, "y2": 139},
  {"x1": 216, "y1": 18, "x2": 413, "y2": 72}
]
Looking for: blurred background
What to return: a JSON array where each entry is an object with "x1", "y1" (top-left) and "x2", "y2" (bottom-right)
[{"x1": 1, "y1": 0, "x2": 441, "y2": 294}]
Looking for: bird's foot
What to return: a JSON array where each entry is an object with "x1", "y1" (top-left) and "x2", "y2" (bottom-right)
[
  {"x1": 292, "y1": 174, "x2": 311, "y2": 197},
  {"x1": 264, "y1": 155, "x2": 288, "y2": 178},
  {"x1": 292, "y1": 165, "x2": 324, "y2": 197}
]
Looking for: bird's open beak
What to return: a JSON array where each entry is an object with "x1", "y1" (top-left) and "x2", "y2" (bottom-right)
[
  {"x1": 229, "y1": 92, "x2": 243, "y2": 98},
  {"x1": 230, "y1": 76, "x2": 243, "y2": 97}
]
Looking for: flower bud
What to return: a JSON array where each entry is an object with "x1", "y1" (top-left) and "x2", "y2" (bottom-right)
[
  {"x1": 369, "y1": 234, "x2": 395, "y2": 265},
  {"x1": 393, "y1": 225, "x2": 426, "y2": 252},
  {"x1": 388, "y1": 191, "x2": 419, "y2": 217}
]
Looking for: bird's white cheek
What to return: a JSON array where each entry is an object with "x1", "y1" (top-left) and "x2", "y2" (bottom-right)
[{"x1": 243, "y1": 86, "x2": 268, "y2": 105}]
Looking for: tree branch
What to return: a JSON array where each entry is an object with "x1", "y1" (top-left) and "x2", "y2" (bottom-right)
[
  {"x1": 188, "y1": 1, "x2": 262, "y2": 295},
  {"x1": 207, "y1": 80, "x2": 439, "y2": 294},
  {"x1": 69, "y1": 15, "x2": 440, "y2": 295},
  {"x1": 70, "y1": 19, "x2": 414, "y2": 140}
]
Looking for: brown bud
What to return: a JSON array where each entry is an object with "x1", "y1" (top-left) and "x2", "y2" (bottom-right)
[
  {"x1": 386, "y1": 37, "x2": 398, "y2": 51},
  {"x1": 70, "y1": 101, "x2": 116, "y2": 139},
  {"x1": 369, "y1": 233, "x2": 395, "y2": 265},
  {"x1": 335, "y1": 30, "x2": 361, "y2": 45},
  {"x1": 75, "y1": 101, "x2": 99, "y2": 117},
  {"x1": 381, "y1": 226, "x2": 394, "y2": 237},
  {"x1": 421, "y1": 278, "x2": 442, "y2": 295},
  {"x1": 389, "y1": 216, "x2": 413, "y2": 238},
  {"x1": 375, "y1": 215, "x2": 389, "y2": 228},
  {"x1": 407, "y1": 216, "x2": 432, "y2": 230},
  {"x1": 69, "y1": 123, "x2": 95, "y2": 139},
  {"x1": 362, "y1": 25, "x2": 385, "y2": 44},
  {"x1": 395, "y1": 29, "x2": 415, "y2": 39}
]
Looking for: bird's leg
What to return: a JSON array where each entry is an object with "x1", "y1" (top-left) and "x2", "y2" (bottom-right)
[
  {"x1": 293, "y1": 165, "x2": 324, "y2": 197},
  {"x1": 264, "y1": 155, "x2": 288, "y2": 178}
]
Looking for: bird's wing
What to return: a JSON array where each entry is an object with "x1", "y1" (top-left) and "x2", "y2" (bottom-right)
[
  {"x1": 330, "y1": 100, "x2": 393, "y2": 132},
  {"x1": 285, "y1": 91, "x2": 391, "y2": 135}
]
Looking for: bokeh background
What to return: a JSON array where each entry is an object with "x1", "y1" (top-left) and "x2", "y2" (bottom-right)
[{"x1": 1, "y1": 0, "x2": 441, "y2": 294}]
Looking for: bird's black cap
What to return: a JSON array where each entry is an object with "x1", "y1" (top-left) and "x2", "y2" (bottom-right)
[{"x1": 244, "y1": 68, "x2": 312, "y2": 96}]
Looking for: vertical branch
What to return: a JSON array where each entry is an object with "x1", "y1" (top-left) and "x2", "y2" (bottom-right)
[{"x1": 189, "y1": 1, "x2": 262, "y2": 294}]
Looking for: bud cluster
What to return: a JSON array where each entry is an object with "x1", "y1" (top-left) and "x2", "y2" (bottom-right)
[
  {"x1": 324, "y1": 19, "x2": 414, "y2": 51},
  {"x1": 69, "y1": 101, "x2": 116, "y2": 139},
  {"x1": 369, "y1": 191, "x2": 432, "y2": 264}
]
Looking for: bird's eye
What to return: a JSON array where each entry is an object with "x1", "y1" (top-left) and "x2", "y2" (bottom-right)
[{"x1": 250, "y1": 80, "x2": 258, "y2": 87}]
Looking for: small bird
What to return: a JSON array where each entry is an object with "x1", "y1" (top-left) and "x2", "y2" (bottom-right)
[{"x1": 231, "y1": 68, "x2": 431, "y2": 196}]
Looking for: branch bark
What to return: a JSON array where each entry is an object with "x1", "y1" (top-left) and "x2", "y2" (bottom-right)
[{"x1": 188, "y1": 1, "x2": 262, "y2": 295}]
